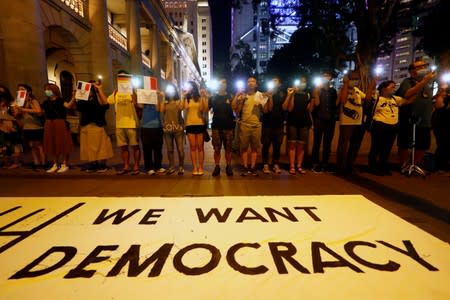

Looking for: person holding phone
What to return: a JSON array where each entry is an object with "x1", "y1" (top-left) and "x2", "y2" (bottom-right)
[{"x1": 180, "y1": 81, "x2": 208, "y2": 176}]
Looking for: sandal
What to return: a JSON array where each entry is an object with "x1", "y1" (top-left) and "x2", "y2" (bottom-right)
[
  {"x1": 289, "y1": 167, "x2": 296, "y2": 175},
  {"x1": 116, "y1": 169, "x2": 131, "y2": 175},
  {"x1": 297, "y1": 167, "x2": 306, "y2": 174},
  {"x1": 131, "y1": 169, "x2": 140, "y2": 175}
]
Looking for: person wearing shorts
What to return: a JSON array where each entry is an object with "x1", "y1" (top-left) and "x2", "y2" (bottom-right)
[
  {"x1": 232, "y1": 76, "x2": 270, "y2": 176},
  {"x1": 107, "y1": 72, "x2": 141, "y2": 175},
  {"x1": 209, "y1": 79, "x2": 235, "y2": 176},
  {"x1": 282, "y1": 76, "x2": 313, "y2": 175}
]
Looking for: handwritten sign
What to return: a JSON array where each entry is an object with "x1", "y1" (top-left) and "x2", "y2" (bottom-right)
[
  {"x1": 136, "y1": 89, "x2": 158, "y2": 105},
  {"x1": 0, "y1": 195, "x2": 449, "y2": 299}
]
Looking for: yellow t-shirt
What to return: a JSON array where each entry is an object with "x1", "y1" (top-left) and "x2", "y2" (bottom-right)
[
  {"x1": 339, "y1": 87, "x2": 366, "y2": 125},
  {"x1": 107, "y1": 92, "x2": 139, "y2": 128},
  {"x1": 373, "y1": 95, "x2": 404, "y2": 125},
  {"x1": 185, "y1": 100, "x2": 205, "y2": 126}
]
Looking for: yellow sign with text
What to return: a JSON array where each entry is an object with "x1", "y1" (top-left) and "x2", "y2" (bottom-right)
[{"x1": 0, "y1": 195, "x2": 448, "y2": 299}]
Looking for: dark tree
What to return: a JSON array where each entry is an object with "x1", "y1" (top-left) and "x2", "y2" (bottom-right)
[{"x1": 414, "y1": 1, "x2": 450, "y2": 71}]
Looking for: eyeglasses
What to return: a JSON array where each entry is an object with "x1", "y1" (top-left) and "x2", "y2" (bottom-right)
[{"x1": 414, "y1": 63, "x2": 429, "y2": 69}]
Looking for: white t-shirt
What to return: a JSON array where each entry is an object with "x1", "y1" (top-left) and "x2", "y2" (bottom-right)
[{"x1": 339, "y1": 87, "x2": 366, "y2": 125}]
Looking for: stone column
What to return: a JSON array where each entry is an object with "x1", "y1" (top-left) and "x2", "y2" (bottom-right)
[
  {"x1": 0, "y1": 0, "x2": 47, "y2": 93},
  {"x1": 151, "y1": 25, "x2": 161, "y2": 78},
  {"x1": 127, "y1": 0, "x2": 143, "y2": 75},
  {"x1": 89, "y1": 0, "x2": 114, "y2": 93},
  {"x1": 89, "y1": 0, "x2": 115, "y2": 135}
]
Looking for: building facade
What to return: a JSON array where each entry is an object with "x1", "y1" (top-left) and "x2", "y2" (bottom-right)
[
  {"x1": 0, "y1": 0, "x2": 201, "y2": 101},
  {"x1": 162, "y1": 0, "x2": 212, "y2": 82}
]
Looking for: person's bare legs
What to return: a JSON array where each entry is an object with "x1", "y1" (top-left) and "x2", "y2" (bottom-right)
[
  {"x1": 196, "y1": 133, "x2": 204, "y2": 174},
  {"x1": 188, "y1": 133, "x2": 198, "y2": 173},
  {"x1": 132, "y1": 145, "x2": 141, "y2": 171}
]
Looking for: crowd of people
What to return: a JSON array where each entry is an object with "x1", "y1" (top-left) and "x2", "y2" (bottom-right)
[{"x1": 0, "y1": 60, "x2": 449, "y2": 176}]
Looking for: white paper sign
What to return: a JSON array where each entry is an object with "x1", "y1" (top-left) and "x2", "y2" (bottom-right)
[
  {"x1": 75, "y1": 81, "x2": 91, "y2": 101},
  {"x1": 117, "y1": 74, "x2": 133, "y2": 95},
  {"x1": 137, "y1": 89, "x2": 158, "y2": 104},
  {"x1": 15, "y1": 90, "x2": 27, "y2": 107},
  {"x1": 0, "y1": 195, "x2": 449, "y2": 299}
]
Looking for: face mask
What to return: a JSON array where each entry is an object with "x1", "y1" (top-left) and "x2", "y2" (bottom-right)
[
  {"x1": 45, "y1": 90, "x2": 54, "y2": 97},
  {"x1": 416, "y1": 68, "x2": 429, "y2": 79}
]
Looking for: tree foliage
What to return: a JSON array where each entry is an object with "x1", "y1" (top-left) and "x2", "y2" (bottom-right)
[
  {"x1": 230, "y1": 40, "x2": 257, "y2": 79},
  {"x1": 414, "y1": 1, "x2": 450, "y2": 70}
]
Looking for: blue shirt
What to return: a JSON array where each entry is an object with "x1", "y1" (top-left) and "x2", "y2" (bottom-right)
[{"x1": 140, "y1": 104, "x2": 162, "y2": 128}]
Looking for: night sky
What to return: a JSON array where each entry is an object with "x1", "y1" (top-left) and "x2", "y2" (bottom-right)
[{"x1": 208, "y1": 0, "x2": 231, "y2": 70}]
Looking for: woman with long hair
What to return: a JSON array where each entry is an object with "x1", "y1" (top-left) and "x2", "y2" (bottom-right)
[
  {"x1": 161, "y1": 83, "x2": 185, "y2": 175},
  {"x1": 16, "y1": 84, "x2": 45, "y2": 169},
  {"x1": 180, "y1": 81, "x2": 208, "y2": 175},
  {"x1": 41, "y1": 83, "x2": 73, "y2": 173}
]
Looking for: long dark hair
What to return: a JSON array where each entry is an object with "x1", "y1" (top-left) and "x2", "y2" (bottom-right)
[
  {"x1": 186, "y1": 81, "x2": 200, "y2": 102},
  {"x1": 88, "y1": 80, "x2": 99, "y2": 102},
  {"x1": 165, "y1": 83, "x2": 180, "y2": 101}
]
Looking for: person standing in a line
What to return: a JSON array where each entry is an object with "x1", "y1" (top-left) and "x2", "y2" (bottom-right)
[
  {"x1": 107, "y1": 71, "x2": 141, "y2": 175},
  {"x1": 282, "y1": 76, "x2": 313, "y2": 175},
  {"x1": 181, "y1": 81, "x2": 208, "y2": 176},
  {"x1": 161, "y1": 83, "x2": 185, "y2": 175},
  {"x1": 311, "y1": 71, "x2": 338, "y2": 172},
  {"x1": 261, "y1": 77, "x2": 285, "y2": 174},
  {"x1": 209, "y1": 79, "x2": 235, "y2": 176},
  {"x1": 232, "y1": 75, "x2": 270, "y2": 176}
]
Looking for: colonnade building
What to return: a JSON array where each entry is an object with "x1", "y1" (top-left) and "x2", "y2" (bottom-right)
[{"x1": 0, "y1": 0, "x2": 202, "y2": 101}]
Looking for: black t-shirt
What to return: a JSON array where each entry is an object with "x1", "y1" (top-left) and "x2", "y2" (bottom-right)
[
  {"x1": 42, "y1": 98, "x2": 67, "y2": 120},
  {"x1": 313, "y1": 87, "x2": 338, "y2": 121},
  {"x1": 209, "y1": 93, "x2": 235, "y2": 130},
  {"x1": 262, "y1": 89, "x2": 285, "y2": 128},
  {"x1": 287, "y1": 92, "x2": 312, "y2": 128},
  {"x1": 77, "y1": 99, "x2": 109, "y2": 127}
]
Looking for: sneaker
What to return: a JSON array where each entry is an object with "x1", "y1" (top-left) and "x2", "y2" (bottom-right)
[
  {"x1": 148, "y1": 169, "x2": 156, "y2": 175},
  {"x1": 96, "y1": 165, "x2": 109, "y2": 173},
  {"x1": 212, "y1": 165, "x2": 221, "y2": 177},
  {"x1": 226, "y1": 165, "x2": 233, "y2": 176},
  {"x1": 273, "y1": 164, "x2": 281, "y2": 174},
  {"x1": 57, "y1": 164, "x2": 69, "y2": 173},
  {"x1": 312, "y1": 164, "x2": 322, "y2": 173},
  {"x1": 250, "y1": 168, "x2": 258, "y2": 176},
  {"x1": 263, "y1": 164, "x2": 270, "y2": 174},
  {"x1": 177, "y1": 167, "x2": 184, "y2": 175},
  {"x1": 166, "y1": 167, "x2": 176, "y2": 175},
  {"x1": 240, "y1": 166, "x2": 249, "y2": 176},
  {"x1": 85, "y1": 164, "x2": 98, "y2": 173},
  {"x1": 46, "y1": 163, "x2": 59, "y2": 173},
  {"x1": 156, "y1": 168, "x2": 166, "y2": 174}
]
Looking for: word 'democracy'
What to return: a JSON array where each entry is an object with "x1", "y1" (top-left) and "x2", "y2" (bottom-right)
[{"x1": 9, "y1": 240, "x2": 437, "y2": 280}]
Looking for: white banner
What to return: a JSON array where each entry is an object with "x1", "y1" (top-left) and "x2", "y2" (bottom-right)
[{"x1": 0, "y1": 195, "x2": 449, "y2": 299}]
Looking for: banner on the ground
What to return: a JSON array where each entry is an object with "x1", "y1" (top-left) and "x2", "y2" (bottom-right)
[{"x1": 0, "y1": 195, "x2": 449, "y2": 299}]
